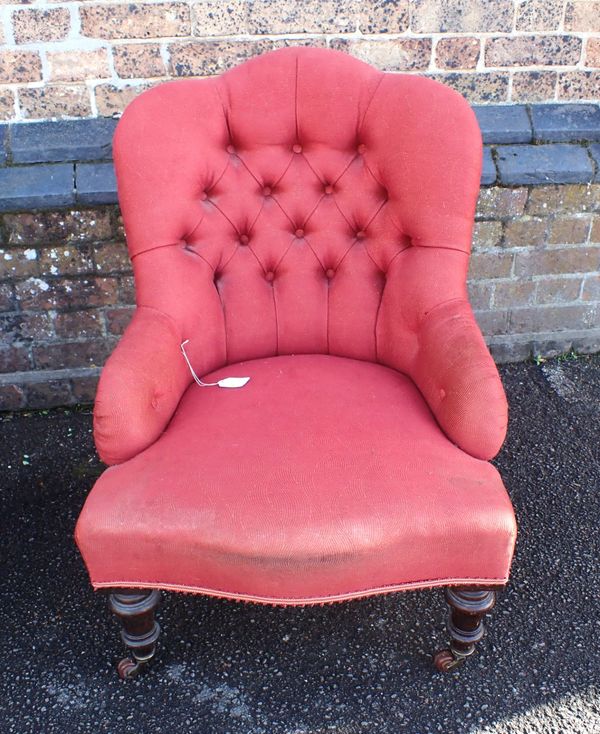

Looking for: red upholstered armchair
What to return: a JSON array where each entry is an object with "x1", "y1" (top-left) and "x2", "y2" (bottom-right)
[{"x1": 75, "y1": 47, "x2": 517, "y2": 678}]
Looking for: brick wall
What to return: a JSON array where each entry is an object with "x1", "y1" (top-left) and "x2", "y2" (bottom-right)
[{"x1": 1, "y1": 0, "x2": 600, "y2": 122}]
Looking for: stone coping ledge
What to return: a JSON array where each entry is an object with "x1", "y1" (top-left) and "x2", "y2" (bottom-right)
[{"x1": 1, "y1": 104, "x2": 599, "y2": 212}]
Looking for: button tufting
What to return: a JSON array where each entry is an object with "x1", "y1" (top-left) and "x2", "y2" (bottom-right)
[
  {"x1": 226, "y1": 144, "x2": 236, "y2": 154},
  {"x1": 262, "y1": 186, "x2": 272, "y2": 196},
  {"x1": 295, "y1": 228, "x2": 305, "y2": 238},
  {"x1": 265, "y1": 271, "x2": 275, "y2": 282},
  {"x1": 356, "y1": 230, "x2": 366, "y2": 240},
  {"x1": 357, "y1": 144, "x2": 366, "y2": 155},
  {"x1": 239, "y1": 234, "x2": 249, "y2": 245},
  {"x1": 324, "y1": 184, "x2": 333, "y2": 195},
  {"x1": 292, "y1": 143, "x2": 303, "y2": 154},
  {"x1": 325, "y1": 268, "x2": 335, "y2": 279},
  {"x1": 200, "y1": 191, "x2": 208, "y2": 201}
]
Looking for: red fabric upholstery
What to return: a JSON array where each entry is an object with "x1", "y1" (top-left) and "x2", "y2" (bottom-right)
[
  {"x1": 76, "y1": 47, "x2": 516, "y2": 603},
  {"x1": 77, "y1": 355, "x2": 516, "y2": 604}
]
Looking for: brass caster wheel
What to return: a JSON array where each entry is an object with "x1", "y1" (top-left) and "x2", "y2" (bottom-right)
[
  {"x1": 117, "y1": 657, "x2": 143, "y2": 680},
  {"x1": 433, "y1": 649, "x2": 465, "y2": 672}
]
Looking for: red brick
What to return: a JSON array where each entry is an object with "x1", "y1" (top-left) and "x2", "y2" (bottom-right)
[
  {"x1": 14, "y1": 276, "x2": 119, "y2": 310},
  {"x1": 473, "y1": 309, "x2": 510, "y2": 335},
  {"x1": 54, "y1": 310, "x2": 104, "y2": 339},
  {"x1": 118, "y1": 275, "x2": 135, "y2": 304},
  {"x1": 485, "y1": 36, "x2": 582, "y2": 67},
  {"x1": 0, "y1": 50, "x2": 42, "y2": 83},
  {"x1": 39, "y1": 246, "x2": 94, "y2": 277},
  {"x1": 536, "y1": 277, "x2": 582, "y2": 304},
  {"x1": 0, "y1": 283, "x2": 15, "y2": 312},
  {"x1": 19, "y1": 86, "x2": 92, "y2": 119},
  {"x1": 468, "y1": 251, "x2": 513, "y2": 279},
  {"x1": 472, "y1": 221, "x2": 503, "y2": 250},
  {"x1": 246, "y1": 0, "x2": 357, "y2": 33},
  {"x1": 93, "y1": 241, "x2": 131, "y2": 273},
  {"x1": 0, "y1": 247, "x2": 39, "y2": 280},
  {"x1": 80, "y1": 2, "x2": 190, "y2": 39},
  {"x1": 435, "y1": 37, "x2": 480, "y2": 70},
  {"x1": 581, "y1": 275, "x2": 600, "y2": 301},
  {"x1": 429, "y1": 72, "x2": 509, "y2": 103},
  {"x1": 502, "y1": 218, "x2": 547, "y2": 248},
  {"x1": 33, "y1": 339, "x2": 113, "y2": 370},
  {"x1": 477, "y1": 187, "x2": 528, "y2": 219},
  {"x1": 548, "y1": 217, "x2": 591, "y2": 245},
  {"x1": 71, "y1": 374, "x2": 99, "y2": 403},
  {"x1": 558, "y1": 71, "x2": 600, "y2": 100},
  {"x1": 516, "y1": 0, "x2": 564, "y2": 30},
  {"x1": 0, "y1": 88, "x2": 15, "y2": 121},
  {"x1": 113, "y1": 43, "x2": 166, "y2": 79},
  {"x1": 585, "y1": 38, "x2": 600, "y2": 67},
  {"x1": 169, "y1": 40, "x2": 273, "y2": 77},
  {"x1": 565, "y1": 2, "x2": 600, "y2": 32},
  {"x1": 514, "y1": 247, "x2": 600, "y2": 276},
  {"x1": 0, "y1": 384, "x2": 26, "y2": 411},
  {"x1": 494, "y1": 281, "x2": 536, "y2": 307},
  {"x1": 467, "y1": 282, "x2": 493, "y2": 309},
  {"x1": 26, "y1": 380, "x2": 72, "y2": 409},
  {"x1": 511, "y1": 71, "x2": 557, "y2": 103},
  {"x1": 411, "y1": 0, "x2": 513, "y2": 33},
  {"x1": 105, "y1": 306, "x2": 134, "y2": 335},
  {"x1": 331, "y1": 38, "x2": 432, "y2": 71},
  {"x1": 359, "y1": 0, "x2": 409, "y2": 33},
  {"x1": 510, "y1": 304, "x2": 598, "y2": 333},
  {"x1": 47, "y1": 49, "x2": 110, "y2": 83},
  {"x1": 526, "y1": 185, "x2": 600, "y2": 215},
  {"x1": 0, "y1": 345, "x2": 31, "y2": 372},
  {"x1": 12, "y1": 7, "x2": 70, "y2": 44},
  {"x1": 5, "y1": 210, "x2": 113, "y2": 245}
]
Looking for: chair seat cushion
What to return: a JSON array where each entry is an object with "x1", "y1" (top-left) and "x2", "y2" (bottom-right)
[{"x1": 76, "y1": 355, "x2": 516, "y2": 605}]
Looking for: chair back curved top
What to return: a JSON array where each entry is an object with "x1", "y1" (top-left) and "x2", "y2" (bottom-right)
[{"x1": 113, "y1": 46, "x2": 482, "y2": 375}]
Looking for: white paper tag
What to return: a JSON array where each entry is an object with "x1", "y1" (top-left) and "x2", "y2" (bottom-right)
[{"x1": 217, "y1": 377, "x2": 251, "y2": 389}]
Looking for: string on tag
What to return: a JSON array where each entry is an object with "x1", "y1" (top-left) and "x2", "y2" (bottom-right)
[{"x1": 180, "y1": 340, "x2": 250, "y2": 389}]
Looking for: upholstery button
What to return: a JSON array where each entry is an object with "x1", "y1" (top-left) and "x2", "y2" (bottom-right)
[
  {"x1": 357, "y1": 144, "x2": 366, "y2": 155},
  {"x1": 325, "y1": 268, "x2": 335, "y2": 279},
  {"x1": 226, "y1": 144, "x2": 236, "y2": 154},
  {"x1": 356, "y1": 230, "x2": 366, "y2": 240},
  {"x1": 292, "y1": 144, "x2": 303, "y2": 154},
  {"x1": 324, "y1": 184, "x2": 333, "y2": 195},
  {"x1": 262, "y1": 186, "x2": 272, "y2": 196},
  {"x1": 265, "y1": 271, "x2": 275, "y2": 282},
  {"x1": 239, "y1": 234, "x2": 249, "y2": 245},
  {"x1": 200, "y1": 191, "x2": 208, "y2": 201},
  {"x1": 295, "y1": 228, "x2": 305, "y2": 238}
]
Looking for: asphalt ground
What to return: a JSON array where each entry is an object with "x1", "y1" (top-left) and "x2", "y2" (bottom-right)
[{"x1": 1, "y1": 354, "x2": 599, "y2": 734}]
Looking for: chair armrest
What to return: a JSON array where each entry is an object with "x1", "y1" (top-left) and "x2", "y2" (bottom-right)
[
  {"x1": 410, "y1": 299, "x2": 508, "y2": 461},
  {"x1": 93, "y1": 306, "x2": 191, "y2": 465}
]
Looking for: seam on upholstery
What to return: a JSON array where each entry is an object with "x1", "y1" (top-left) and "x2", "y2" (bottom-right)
[
  {"x1": 272, "y1": 234, "x2": 297, "y2": 272},
  {"x1": 358, "y1": 72, "x2": 385, "y2": 136},
  {"x1": 130, "y1": 241, "x2": 184, "y2": 260},
  {"x1": 333, "y1": 236, "x2": 359, "y2": 270},
  {"x1": 214, "y1": 80, "x2": 233, "y2": 143},
  {"x1": 302, "y1": 192, "x2": 326, "y2": 229},
  {"x1": 416, "y1": 242, "x2": 471, "y2": 254},
  {"x1": 385, "y1": 244, "x2": 412, "y2": 270},
  {"x1": 134, "y1": 304, "x2": 183, "y2": 342},
  {"x1": 272, "y1": 153, "x2": 295, "y2": 188},
  {"x1": 419, "y1": 296, "x2": 469, "y2": 325},
  {"x1": 182, "y1": 245, "x2": 214, "y2": 271},
  {"x1": 333, "y1": 152, "x2": 359, "y2": 186},
  {"x1": 272, "y1": 186, "x2": 297, "y2": 228},
  {"x1": 302, "y1": 233, "x2": 325, "y2": 270},
  {"x1": 332, "y1": 194, "x2": 355, "y2": 232},
  {"x1": 208, "y1": 156, "x2": 232, "y2": 194},
  {"x1": 248, "y1": 197, "x2": 266, "y2": 235},
  {"x1": 208, "y1": 198, "x2": 242, "y2": 236},
  {"x1": 272, "y1": 272, "x2": 280, "y2": 355},
  {"x1": 364, "y1": 158, "x2": 386, "y2": 190},
  {"x1": 185, "y1": 211, "x2": 206, "y2": 242},
  {"x1": 294, "y1": 54, "x2": 300, "y2": 141},
  {"x1": 91, "y1": 575, "x2": 508, "y2": 606},
  {"x1": 301, "y1": 151, "x2": 326, "y2": 185},
  {"x1": 235, "y1": 149, "x2": 264, "y2": 188}
]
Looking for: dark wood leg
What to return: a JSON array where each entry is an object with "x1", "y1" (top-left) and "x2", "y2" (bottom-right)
[
  {"x1": 108, "y1": 589, "x2": 161, "y2": 680},
  {"x1": 433, "y1": 587, "x2": 496, "y2": 672}
]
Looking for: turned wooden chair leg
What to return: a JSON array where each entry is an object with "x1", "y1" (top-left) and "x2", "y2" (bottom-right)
[
  {"x1": 433, "y1": 587, "x2": 496, "y2": 672},
  {"x1": 108, "y1": 589, "x2": 161, "y2": 680}
]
